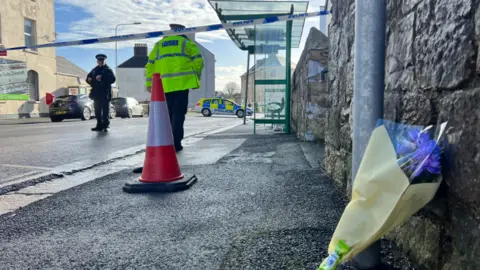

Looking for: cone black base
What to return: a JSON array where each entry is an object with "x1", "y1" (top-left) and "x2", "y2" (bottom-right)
[
  {"x1": 132, "y1": 167, "x2": 143, "y2": 174},
  {"x1": 122, "y1": 173, "x2": 197, "y2": 193}
]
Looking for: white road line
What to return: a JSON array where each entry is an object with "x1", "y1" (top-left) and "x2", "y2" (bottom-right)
[
  {"x1": 0, "y1": 171, "x2": 52, "y2": 189},
  {"x1": 0, "y1": 164, "x2": 52, "y2": 170},
  {"x1": 0, "y1": 119, "x2": 247, "y2": 192},
  {"x1": 0, "y1": 120, "x2": 248, "y2": 216}
]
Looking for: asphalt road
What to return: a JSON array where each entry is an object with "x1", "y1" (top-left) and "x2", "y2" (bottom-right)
[{"x1": 0, "y1": 114, "x2": 244, "y2": 184}]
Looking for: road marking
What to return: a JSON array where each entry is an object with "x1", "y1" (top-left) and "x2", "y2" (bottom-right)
[
  {"x1": 0, "y1": 164, "x2": 52, "y2": 170},
  {"x1": 0, "y1": 120, "x2": 248, "y2": 216},
  {"x1": 0, "y1": 119, "x2": 249, "y2": 194},
  {"x1": 0, "y1": 171, "x2": 55, "y2": 189}
]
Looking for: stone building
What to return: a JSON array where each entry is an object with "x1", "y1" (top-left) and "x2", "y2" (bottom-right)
[
  {"x1": 0, "y1": 0, "x2": 86, "y2": 119},
  {"x1": 0, "y1": 0, "x2": 56, "y2": 118}
]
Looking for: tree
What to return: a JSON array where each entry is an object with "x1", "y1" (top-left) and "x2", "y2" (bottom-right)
[{"x1": 224, "y1": 82, "x2": 240, "y2": 99}]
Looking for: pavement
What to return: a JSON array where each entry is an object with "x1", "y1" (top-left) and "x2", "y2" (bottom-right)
[
  {"x1": 0, "y1": 123, "x2": 421, "y2": 270},
  {"x1": 0, "y1": 114, "x2": 246, "y2": 192}
]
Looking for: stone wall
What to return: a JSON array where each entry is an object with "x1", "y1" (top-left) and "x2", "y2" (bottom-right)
[
  {"x1": 291, "y1": 28, "x2": 329, "y2": 141},
  {"x1": 325, "y1": 0, "x2": 480, "y2": 269}
]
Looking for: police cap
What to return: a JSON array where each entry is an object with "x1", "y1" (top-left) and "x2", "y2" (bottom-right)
[
  {"x1": 169, "y1": 24, "x2": 186, "y2": 29},
  {"x1": 95, "y1": 54, "x2": 107, "y2": 60}
]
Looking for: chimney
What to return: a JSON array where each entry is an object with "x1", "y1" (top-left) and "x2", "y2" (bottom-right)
[{"x1": 134, "y1": 43, "x2": 148, "y2": 56}]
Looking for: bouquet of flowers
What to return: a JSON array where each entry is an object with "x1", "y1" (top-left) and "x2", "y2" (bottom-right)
[{"x1": 318, "y1": 120, "x2": 449, "y2": 270}]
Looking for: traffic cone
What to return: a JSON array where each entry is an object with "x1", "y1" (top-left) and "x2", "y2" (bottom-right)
[{"x1": 123, "y1": 73, "x2": 197, "y2": 193}]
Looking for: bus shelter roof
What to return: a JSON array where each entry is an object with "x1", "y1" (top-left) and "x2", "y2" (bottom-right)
[{"x1": 208, "y1": 0, "x2": 309, "y2": 52}]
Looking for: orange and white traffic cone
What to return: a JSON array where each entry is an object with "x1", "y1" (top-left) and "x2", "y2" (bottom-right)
[{"x1": 123, "y1": 73, "x2": 197, "y2": 193}]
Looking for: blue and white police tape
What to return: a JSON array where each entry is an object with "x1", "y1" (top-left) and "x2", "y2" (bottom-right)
[{"x1": 1, "y1": 10, "x2": 330, "y2": 52}]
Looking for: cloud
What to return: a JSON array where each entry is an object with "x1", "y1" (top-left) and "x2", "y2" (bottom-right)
[
  {"x1": 55, "y1": 0, "x2": 230, "y2": 50},
  {"x1": 215, "y1": 65, "x2": 245, "y2": 91},
  {"x1": 54, "y1": 0, "x2": 327, "y2": 89},
  {"x1": 55, "y1": 0, "x2": 326, "y2": 51}
]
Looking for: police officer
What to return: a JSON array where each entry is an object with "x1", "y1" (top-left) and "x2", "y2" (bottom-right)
[
  {"x1": 145, "y1": 23, "x2": 204, "y2": 152},
  {"x1": 86, "y1": 54, "x2": 116, "y2": 132}
]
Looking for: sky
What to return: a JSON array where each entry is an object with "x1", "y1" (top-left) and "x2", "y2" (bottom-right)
[{"x1": 54, "y1": 0, "x2": 326, "y2": 92}]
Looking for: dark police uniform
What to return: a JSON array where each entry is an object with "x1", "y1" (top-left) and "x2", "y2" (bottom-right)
[{"x1": 86, "y1": 54, "x2": 116, "y2": 132}]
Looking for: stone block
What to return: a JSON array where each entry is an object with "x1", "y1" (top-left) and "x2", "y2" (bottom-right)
[
  {"x1": 384, "y1": 90, "x2": 402, "y2": 122},
  {"x1": 414, "y1": 0, "x2": 475, "y2": 90},
  {"x1": 475, "y1": 1, "x2": 480, "y2": 75},
  {"x1": 324, "y1": 148, "x2": 350, "y2": 189},
  {"x1": 309, "y1": 117, "x2": 326, "y2": 141},
  {"x1": 311, "y1": 92, "x2": 331, "y2": 108},
  {"x1": 401, "y1": 89, "x2": 432, "y2": 125},
  {"x1": 385, "y1": 12, "x2": 415, "y2": 91},
  {"x1": 324, "y1": 145, "x2": 335, "y2": 177},
  {"x1": 444, "y1": 202, "x2": 480, "y2": 270},
  {"x1": 308, "y1": 49, "x2": 329, "y2": 66},
  {"x1": 387, "y1": 215, "x2": 443, "y2": 270},
  {"x1": 339, "y1": 124, "x2": 352, "y2": 151},
  {"x1": 308, "y1": 82, "x2": 328, "y2": 94},
  {"x1": 325, "y1": 107, "x2": 341, "y2": 151},
  {"x1": 438, "y1": 88, "x2": 480, "y2": 218}
]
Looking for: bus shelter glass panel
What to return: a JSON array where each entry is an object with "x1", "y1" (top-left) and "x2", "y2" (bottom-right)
[{"x1": 252, "y1": 22, "x2": 288, "y2": 133}]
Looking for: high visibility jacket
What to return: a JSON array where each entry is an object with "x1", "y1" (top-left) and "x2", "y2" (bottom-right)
[{"x1": 145, "y1": 35, "x2": 204, "y2": 93}]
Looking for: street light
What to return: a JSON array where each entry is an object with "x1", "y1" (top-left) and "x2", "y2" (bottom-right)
[{"x1": 115, "y1": 22, "x2": 142, "y2": 93}]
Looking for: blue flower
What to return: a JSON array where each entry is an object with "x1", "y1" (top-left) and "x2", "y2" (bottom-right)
[
  {"x1": 411, "y1": 140, "x2": 442, "y2": 177},
  {"x1": 396, "y1": 127, "x2": 442, "y2": 179}
]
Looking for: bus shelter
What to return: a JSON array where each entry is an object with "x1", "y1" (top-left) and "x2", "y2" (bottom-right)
[{"x1": 208, "y1": 0, "x2": 309, "y2": 134}]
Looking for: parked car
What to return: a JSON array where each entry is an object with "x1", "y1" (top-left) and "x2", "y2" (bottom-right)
[
  {"x1": 111, "y1": 97, "x2": 145, "y2": 118},
  {"x1": 48, "y1": 94, "x2": 116, "y2": 122},
  {"x1": 194, "y1": 98, "x2": 253, "y2": 118}
]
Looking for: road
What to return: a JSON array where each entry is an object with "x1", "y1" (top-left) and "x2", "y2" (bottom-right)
[{"x1": 0, "y1": 114, "x2": 244, "y2": 185}]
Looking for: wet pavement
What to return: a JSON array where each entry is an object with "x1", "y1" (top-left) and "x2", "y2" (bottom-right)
[
  {"x1": 0, "y1": 124, "x2": 420, "y2": 270},
  {"x1": 0, "y1": 114, "x2": 244, "y2": 186}
]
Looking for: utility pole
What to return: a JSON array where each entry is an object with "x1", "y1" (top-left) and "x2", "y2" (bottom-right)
[{"x1": 352, "y1": 0, "x2": 386, "y2": 269}]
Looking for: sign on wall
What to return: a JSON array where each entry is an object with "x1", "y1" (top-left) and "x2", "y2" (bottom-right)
[{"x1": 0, "y1": 59, "x2": 29, "y2": 100}]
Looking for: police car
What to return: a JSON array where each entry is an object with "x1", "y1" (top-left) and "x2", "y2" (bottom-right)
[{"x1": 194, "y1": 98, "x2": 253, "y2": 118}]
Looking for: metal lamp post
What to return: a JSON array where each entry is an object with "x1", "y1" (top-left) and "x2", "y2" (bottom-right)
[
  {"x1": 115, "y1": 22, "x2": 142, "y2": 95},
  {"x1": 352, "y1": 0, "x2": 387, "y2": 268}
]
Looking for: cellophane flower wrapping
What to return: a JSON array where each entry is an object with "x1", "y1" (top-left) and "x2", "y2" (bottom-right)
[{"x1": 318, "y1": 120, "x2": 448, "y2": 269}]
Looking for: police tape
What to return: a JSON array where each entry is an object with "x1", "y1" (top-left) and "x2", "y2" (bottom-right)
[{"x1": 1, "y1": 10, "x2": 330, "y2": 52}]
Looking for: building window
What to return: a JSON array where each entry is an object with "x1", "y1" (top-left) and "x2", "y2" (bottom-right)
[
  {"x1": 24, "y1": 18, "x2": 36, "y2": 51},
  {"x1": 27, "y1": 70, "x2": 39, "y2": 101}
]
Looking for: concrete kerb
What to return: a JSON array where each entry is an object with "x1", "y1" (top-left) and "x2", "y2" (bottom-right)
[{"x1": 0, "y1": 120, "x2": 251, "y2": 196}]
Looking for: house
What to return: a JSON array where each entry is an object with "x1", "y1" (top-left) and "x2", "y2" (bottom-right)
[
  {"x1": 55, "y1": 56, "x2": 90, "y2": 96},
  {"x1": 0, "y1": 0, "x2": 88, "y2": 119},
  {"x1": 240, "y1": 54, "x2": 296, "y2": 109},
  {"x1": 116, "y1": 43, "x2": 149, "y2": 102},
  {"x1": 117, "y1": 36, "x2": 215, "y2": 108},
  {"x1": 232, "y1": 93, "x2": 242, "y2": 104},
  {"x1": 0, "y1": 0, "x2": 56, "y2": 118}
]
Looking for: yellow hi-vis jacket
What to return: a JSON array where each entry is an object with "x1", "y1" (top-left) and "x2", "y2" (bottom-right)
[{"x1": 145, "y1": 35, "x2": 204, "y2": 93}]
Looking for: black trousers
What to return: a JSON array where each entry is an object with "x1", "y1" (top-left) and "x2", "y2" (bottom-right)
[
  {"x1": 165, "y1": 90, "x2": 189, "y2": 148},
  {"x1": 94, "y1": 99, "x2": 110, "y2": 128}
]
